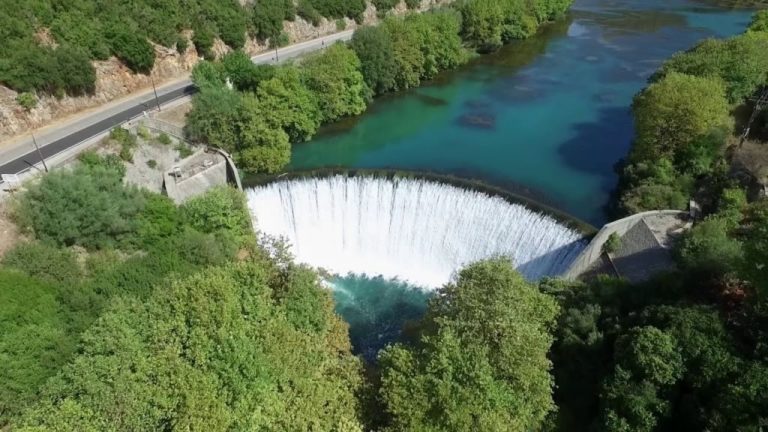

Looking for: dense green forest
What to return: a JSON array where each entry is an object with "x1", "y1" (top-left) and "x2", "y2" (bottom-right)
[
  {"x1": 616, "y1": 10, "x2": 768, "y2": 215},
  {"x1": 0, "y1": 0, "x2": 417, "y2": 99},
  {"x1": 185, "y1": 0, "x2": 572, "y2": 173},
  {"x1": 2, "y1": 3, "x2": 768, "y2": 432}
]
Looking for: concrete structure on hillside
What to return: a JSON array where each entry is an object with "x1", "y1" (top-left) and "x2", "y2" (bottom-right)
[
  {"x1": 564, "y1": 210, "x2": 691, "y2": 283},
  {"x1": 163, "y1": 148, "x2": 241, "y2": 204}
]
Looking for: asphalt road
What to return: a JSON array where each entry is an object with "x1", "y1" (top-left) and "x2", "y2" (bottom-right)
[{"x1": 0, "y1": 30, "x2": 354, "y2": 178}]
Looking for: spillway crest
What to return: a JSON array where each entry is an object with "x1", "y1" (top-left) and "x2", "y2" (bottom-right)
[{"x1": 247, "y1": 176, "x2": 586, "y2": 288}]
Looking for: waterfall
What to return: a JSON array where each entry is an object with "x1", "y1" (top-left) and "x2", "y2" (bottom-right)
[{"x1": 247, "y1": 176, "x2": 586, "y2": 289}]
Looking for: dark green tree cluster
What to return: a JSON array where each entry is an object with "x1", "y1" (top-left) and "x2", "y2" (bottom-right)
[
  {"x1": 352, "y1": 10, "x2": 468, "y2": 95},
  {"x1": 377, "y1": 259, "x2": 559, "y2": 431},
  {"x1": 1, "y1": 153, "x2": 368, "y2": 430},
  {"x1": 617, "y1": 16, "x2": 768, "y2": 215},
  {"x1": 185, "y1": 45, "x2": 363, "y2": 173},
  {"x1": 455, "y1": 0, "x2": 572, "y2": 51}
]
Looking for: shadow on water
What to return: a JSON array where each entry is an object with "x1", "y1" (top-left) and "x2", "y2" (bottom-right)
[{"x1": 558, "y1": 106, "x2": 635, "y2": 195}]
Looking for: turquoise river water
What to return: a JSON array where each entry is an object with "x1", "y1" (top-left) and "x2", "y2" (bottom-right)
[{"x1": 288, "y1": 0, "x2": 757, "y2": 358}]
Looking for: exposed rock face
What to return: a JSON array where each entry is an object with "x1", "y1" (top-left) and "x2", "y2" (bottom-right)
[{"x1": 0, "y1": 0, "x2": 452, "y2": 143}]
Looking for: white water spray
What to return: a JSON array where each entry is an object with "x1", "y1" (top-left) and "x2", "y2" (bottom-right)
[{"x1": 247, "y1": 176, "x2": 585, "y2": 289}]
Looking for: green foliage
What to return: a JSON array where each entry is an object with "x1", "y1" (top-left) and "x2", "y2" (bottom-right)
[
  {"x1": 252, "y1": 0, "x2": 294, "y2": 40},
  {"x1": 742, "y1": 200, "x2": 768, "y2": 295},
  {"x1": 678, "y1": 216, "x2": 743, "y2": 275},
  {"x1": 373, "y1": 0, "x2": 399, "y2": 13},
  {"x1": 0, "y1": 270, "x2": 78, "y2": 425},
  {"x1": 192, "y1": 26, "x2": 215, "y2": 59},
  {"x1": 0, "y1": 43, "x2": 96, "y2": 96},
  {"x1": 77, "y1": 151, "x2": 126, "y2": 178},
  {"x1": 749, "y1": 10, "x2": 768, "y2": 32},
  {"x1": 186, "y1": 87, "x2": 241, "y2": 149},
  {"x1": 631, "y1": 72, "x2": 731, "y2": 163},
  {"x1": 221, "y1": 51, "x2": 276, "y2": 92},
  {"x1": 456, "y1": 0, "x2": 571, "y2": 51},
  {"x1": 301, "y1": 43, "x2": 368, "y2": 122},
  {"x1": 256, "y1": 66, "x2": 321, "y2": 142},
  {"x1": 297, "y1": 0, "x2": 322, "y2": 26},
  {"x1": 136, "y1": 193, "x2": 184, "y2": 247},
  {"x1": 603, "y1": 232, "x2": 622, "y2": 254},
  {"x1": 16, "y1": 92, "x2": 37, "y2": 111},
  {"x1": 405, "y1": 0, "x2": 421, "y2": 8},
  {"x1": 14, "y1": 164, "x2": 145, "y2": 250},
  {"x1": 157, "y1": 132, "x2": 172, "y2": 145},
  {"x1": 2, "y1": 243, "x2": 82, "y2": 284},
  {"x1": 18, "y1": 261, "x2": 365, "y2": 431},
  {"x1": 107, "y1": 29, "x2": 155, "y2": 74},
  {"x1": 657, "y1": 33, "x2": 768, "y2": 103},
  {"x1": 307, "y1": 0, "x2": 366, "y2": 20},
  {"x1": 379, "y1": 259, "x2": 559, "y2": 431},
  {"x1": 352, "y1": 26, "x2": 399, "y2": 94},
  {"x1": 181, "y1": 186, "x2": 252, "y2": 242}
]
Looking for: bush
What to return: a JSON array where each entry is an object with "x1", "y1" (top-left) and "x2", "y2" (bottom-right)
[
  {"x1": 335, "y1": 18, "x2": 347, "y2": 31},
  {"x1": 373, "y1": 0, "x2": 398, "y2": 14},
  {"x1": 602, "y1": 232, "x2": 622, "y2": 254},
  {"x1": 405, "y1": 0, "x2": 420, "y2": 8},
  {"x1": 297, "y1": 0, "x2": 322, "y2": 26},
  {"x1": 77, "y1": 151, "x2": 126, "y2": 178},
  {"x1": 307, "y1": 0, "x2": 366, "y2": 20},
  {"x1": 137, "y1": 125, "x2": 151, "y2": 140},
  {"x1": 14, "y1": 164, "x2": 146, "y2": 250},
  {"x1": 146, "y1": 159, "x2": 158, "y2": 169},
  {"x1": 181, "y1": 186, "x2": 252, "y2": 241},
  {"x1": 108, "y1": 29, "x2": 155, "y2": 73},
  {"x1": 16, "y1": 92, "x2": 37, "y2": 111},
  {"x1": 175, "y1": 143, "x2": 194, "y2": 158},
  {"x1": 157, "y1": 132, "x2": 172, "y2": 145},
  {"x1": 175, "y1": 35, "x2": 189, "y2": 54},
  {"x1": 3, "y1": 242, "x2": 83, "y2": 284},
  {"x1": 192, "y1": 26, "x2": 215, "y2": 59}
]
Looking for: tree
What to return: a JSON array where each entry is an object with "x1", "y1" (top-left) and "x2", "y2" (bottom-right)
[
  {"x1": 631, "y1": 72, "x2": 731, "y2": 163},
  {"x1": 221, "y1": 51, "x2": 275, "y2": 92},
  {"x1": 0, "y1": 270, "x2": 77, "y2": 425},
  {"x1": 235, "y1": 93, "x2": 292, "y2": 173},
  {"x1": 301, "y1": 44, "x2": 368, "y2": 122},
  {"x1": 255, "y1": 66, "x2": 321, "y2": 142},
  {"x1": 379, "y1": 259, "x2": 559, "y2": 431},
  {"x1": 19, "y1": 261, "x2": 365, "y2": 431},
  {"x1": 749, "y1": 10, "x2": 768, "y2": 33},
  {"x1": 14, "y1": 164, "x2": 146, "y2": 250},
  {"x1": 185, "y1": 87, "x2": 241, "y2": 151},
  {"x1": 107, "y1": 29, "x2": 155, "y2": 73},
  {"x1": 742, "y1": 200, "x2": 768, "y2": 296},
  {"x1": 351, "y1": 26, "x2": 398, "y2": 95},
  {"x1": 181, "y1": 185, "x2": 252, "y2": 241},
  {"x1": 678, "y1": 216, "x2": 743, "y2": 276},
  {"x1": 382, "y1": 16, "x2": 425, "y2": 90}
]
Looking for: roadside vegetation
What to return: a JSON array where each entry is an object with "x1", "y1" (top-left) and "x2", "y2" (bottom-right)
[
  {"x1": 185, "y1": 0, "x2": 572, "y2": 173},
  {"x1": 2, "y1": 4, "x2": 767, "y2": 432}
]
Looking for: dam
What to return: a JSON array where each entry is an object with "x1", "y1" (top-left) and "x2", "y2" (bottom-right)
[{"x1": 246, "y1": 175, "x2": 587, "y2": 289}]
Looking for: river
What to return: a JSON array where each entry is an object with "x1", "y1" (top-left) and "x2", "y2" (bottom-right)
[{"x1": 285, "y1": 0, "x2": 756, "y2": 358}]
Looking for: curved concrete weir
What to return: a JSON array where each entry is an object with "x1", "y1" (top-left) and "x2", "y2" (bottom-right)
[{"x1": 247, "y1": 175, "x2": 587, "y2": 288}]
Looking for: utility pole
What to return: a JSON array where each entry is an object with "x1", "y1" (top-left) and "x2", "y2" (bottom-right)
[
  {"x1": 274, "y1": 46, "x2": 279, "y2": 62},
  {"x1": 150, "y1": 75, "x2": 161, "y2": 112},
  {"x1": 31, "y1": 132, "x2": 48, "y2": 173}
]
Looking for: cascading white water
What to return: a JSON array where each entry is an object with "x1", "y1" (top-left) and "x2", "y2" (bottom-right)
[{"x1": 247, "y1": 176, "x2": 586, "y2": 289}]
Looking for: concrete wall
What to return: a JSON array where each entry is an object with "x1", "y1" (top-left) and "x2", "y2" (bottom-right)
[{"x1": 563, "y1": 210, "x2": 687, "y2": 280}]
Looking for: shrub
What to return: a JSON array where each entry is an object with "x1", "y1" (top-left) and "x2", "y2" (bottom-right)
[
  {"x1": 175, "y1": 143, "x2": 194, "y2": 158},
  {"x1": 16, "y1": 92, "x2": 37, "y2": 111},
  {"x1": 297, "y1": 0, "x2": 322, "y2": 26},
  {"x1": 108, "y1": 29, "x2": 155, "y2": 73},
  {"x1": 137, "y1": 125, "x2": 151, "y2": 140},
  {"x1": 192, "y1": 26, "x2": 215, "y2": 59},
  {"x1": 335, "y1": 18, "x2": 347, "y2": 31},
  {"x1": 373, "y1": 0, "x2": 398, "y2": 14},
  {"x1": 78, "y1": 152, "x2": 126, "y2": 178},
  {"x1": 175, "y1": 35, "x2": 189, "y2": 54},
  {"x1": 146, "y1": 159, "x2": 158, "y2": 169},
  {"x1": 3, "y1": 242, "x2": 83, "y2": 284},
  {"x1": 181, "y1": 186, "x2": 252, "y2": 241},
  {"x1": 405, "y1": 0, "x2": 420, "y2": 9},
  {"x1": 14, "y1": 164, "x2": 146, "y2": 250},
  {"x1": 157, "y1": 132, "x2": 172, "y2": 145}
]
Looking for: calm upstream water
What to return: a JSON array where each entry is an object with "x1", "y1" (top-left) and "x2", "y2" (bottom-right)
[{"x1": 289, "y1": 0, "x2": 756, "y2": 358}]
